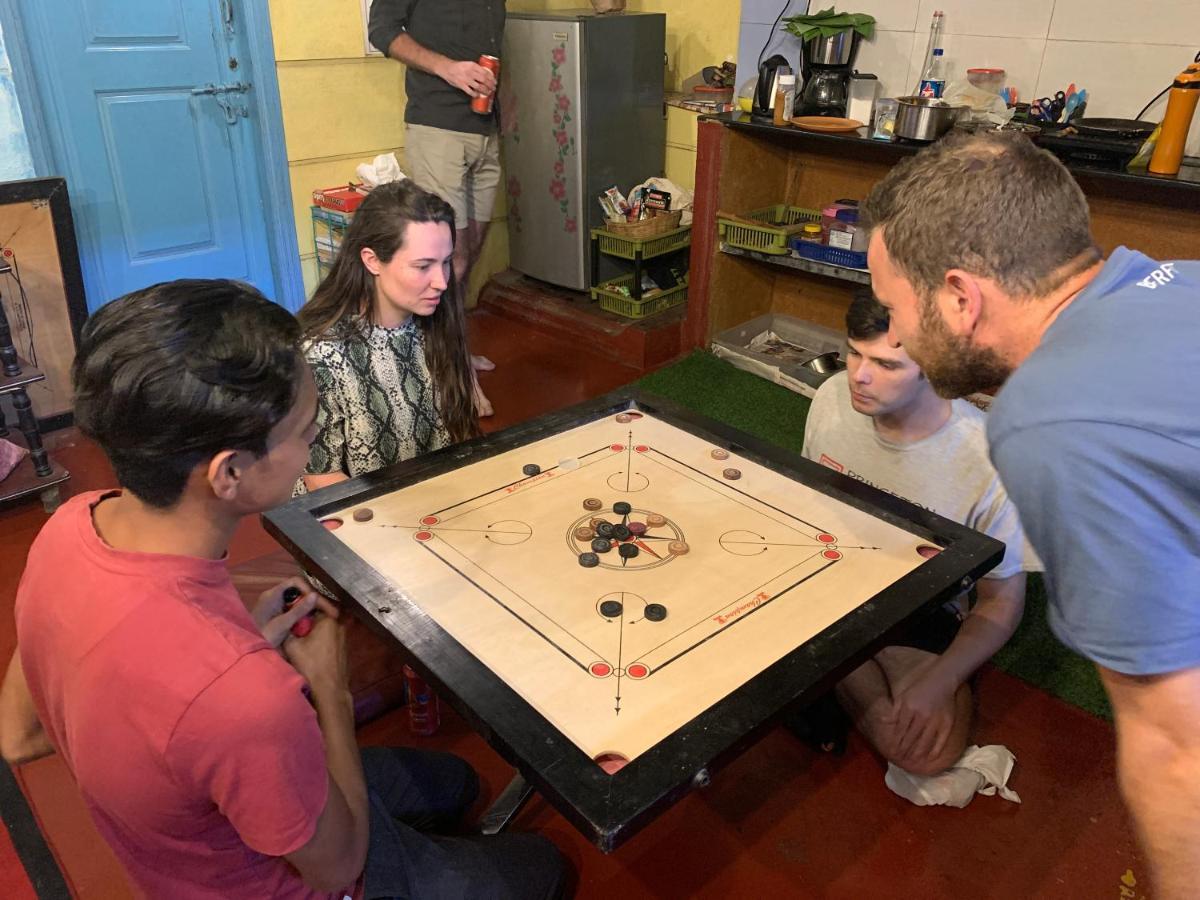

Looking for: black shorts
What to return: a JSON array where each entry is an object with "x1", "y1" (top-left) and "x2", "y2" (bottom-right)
[{"x1": 891, "y1": 604, "x2": 964, "y2": 656}]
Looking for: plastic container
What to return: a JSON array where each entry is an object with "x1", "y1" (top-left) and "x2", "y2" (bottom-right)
[
  {"x1": 791, "y1": 237, "x2": 869, "y2": 270},
  {"x1": 966, "y1": 67, "x2": 1005, "y2": 94},
  {"x1": 774, "y1": 74, "x2": 796, "y2": 125},
  {"x1": 828, "y1": 208, "x2": 868, "y2": 252},
  {"x1": 847, "y1": 72, "x2": 879, "y2": 125},
  {"x1": 592, "y1": 272, "x2": 688, "y2": 318},
  {"x1": 821, "y1": 200, "x2": 858, "y2": 238},
  {"x1": 798, "y1": 222, "x2": 824, "y2": 243},
  {"x1": 717, "y1": 205, "x2": 821, "y2": 255},
  {"x1": 873, "y1": 98, "x2": 899, "y2": 140}
]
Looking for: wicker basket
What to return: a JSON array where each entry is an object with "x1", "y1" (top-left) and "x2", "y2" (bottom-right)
[{"x1": 603, "y1": 209, "x2": 683, "y2": 240}]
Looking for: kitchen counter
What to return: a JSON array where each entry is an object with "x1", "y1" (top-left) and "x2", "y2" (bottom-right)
[
  {"x1": 707, "y1": 112, "x2": 1200, "y2": 198},
  {"x1": 677, "y1": 112, "x2": 1200, "y2": 350}
]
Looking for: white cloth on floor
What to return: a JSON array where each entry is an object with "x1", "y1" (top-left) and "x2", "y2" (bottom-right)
[
  {"x1": 356, "y1": 153, "x2": 407, "y2": 187},
  {"x1": 885, "y1": 744, "x2": 1021, "y2": 808}
]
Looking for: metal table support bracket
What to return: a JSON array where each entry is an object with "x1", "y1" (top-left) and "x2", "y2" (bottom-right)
[{"x1": 478, "y1": 773, "x2": 535, "y2": 835}]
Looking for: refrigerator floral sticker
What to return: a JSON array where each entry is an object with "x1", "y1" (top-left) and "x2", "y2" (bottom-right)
[
  {"x1": 499, "y1": 76, "x2": 523, "y2": 233},
  {"x1": 548, "y1": 42, "x2": 577, "y2": 235}
]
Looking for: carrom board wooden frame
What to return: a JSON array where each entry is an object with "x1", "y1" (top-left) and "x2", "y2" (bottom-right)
[
  {"x1": 0, "y1": 177, "x2": 88, "y2": 430},
  {"x1": 264, "y1": 389, "x2": 1004, "y2": 852}
]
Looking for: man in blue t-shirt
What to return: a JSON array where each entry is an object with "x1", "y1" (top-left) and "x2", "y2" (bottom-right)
[{"x1": 861, "y1": 131, "x2": 1199, "y2": 898}]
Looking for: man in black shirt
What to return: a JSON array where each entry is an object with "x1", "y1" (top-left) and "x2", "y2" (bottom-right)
[{"x1": 369, "y1": 0, "x2": 506, "y2": 416}]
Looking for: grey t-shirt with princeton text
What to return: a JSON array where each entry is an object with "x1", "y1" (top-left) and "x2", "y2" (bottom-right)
[{"x1": 802, "y1": 371, "x2": 1031, "y2": 580}]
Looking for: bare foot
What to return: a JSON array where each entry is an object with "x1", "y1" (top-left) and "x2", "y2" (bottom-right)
[
  {"x1": 473, "y1": 377, "x2": 494, "y2": 418},
  {"x1": 471, "y1": 354, "x2": 496, "y2": 372}
]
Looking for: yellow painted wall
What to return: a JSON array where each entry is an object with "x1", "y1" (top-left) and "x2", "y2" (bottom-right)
[{"x1": 268, "y1": 1, "x2": 739, "y2": 297}]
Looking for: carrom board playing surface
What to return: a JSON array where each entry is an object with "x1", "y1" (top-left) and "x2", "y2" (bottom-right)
[{"x1": 265, "y1": 391, "x2": 1003, "y2": 851}]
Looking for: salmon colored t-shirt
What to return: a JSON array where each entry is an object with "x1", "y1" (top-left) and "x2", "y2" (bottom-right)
[{"x1": 15, "y1": 491, "x2": 356, "y2": 899}]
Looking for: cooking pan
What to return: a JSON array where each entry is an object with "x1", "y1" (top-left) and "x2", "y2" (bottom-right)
[{"x1": 1071, "y1": 118, "x2": 1155, "y2": 139}]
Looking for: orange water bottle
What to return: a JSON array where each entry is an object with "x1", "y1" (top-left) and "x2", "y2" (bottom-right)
[{"x1": 1149, "y1": 58, "x2": 1200, "y2": 176}]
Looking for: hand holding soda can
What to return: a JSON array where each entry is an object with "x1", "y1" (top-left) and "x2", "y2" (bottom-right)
[{"x1": 472, "y1": 55, "x2": 501, "y2": 115}]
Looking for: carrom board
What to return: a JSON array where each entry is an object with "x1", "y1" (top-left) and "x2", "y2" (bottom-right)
[{"x1": 265, "y1": 390, "x2": 1004, "y2": 851}]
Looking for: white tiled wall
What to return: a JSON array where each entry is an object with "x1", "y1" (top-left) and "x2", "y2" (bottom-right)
[{"x1": 738, "y1": 0, "x2": 1200, "y2": 155}]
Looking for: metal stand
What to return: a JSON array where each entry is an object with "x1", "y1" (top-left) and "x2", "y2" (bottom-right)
[{"x1": 478, "y1": 773, "x2": 535, "y2": 835}]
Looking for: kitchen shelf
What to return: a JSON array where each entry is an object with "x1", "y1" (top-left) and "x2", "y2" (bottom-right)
[
  {"x1": 719, "y1": 243, "x2": 871, "y2": 286},
  {"x1": 590, "y1": 224, "x2": 691, "y2": 303}
]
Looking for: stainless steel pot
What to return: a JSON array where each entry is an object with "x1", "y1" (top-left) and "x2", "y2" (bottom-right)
[{"x1": 894, "y1": 96, "x2": 967, "y2": 141}]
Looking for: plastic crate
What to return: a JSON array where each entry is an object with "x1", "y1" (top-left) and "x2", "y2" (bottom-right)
[
  {"x1": 591, "y1": 225, "x2": 692, "y2": 261},
  {"x1": 311, "y1": 205, "x2": 352, "y2": 268},
  {"x1": 717, "y1": 205, "x2": 821, "y2": 255},
  {"x1": 791, "y1": 238, "x2": 868, "y2": 270},
  {"x1": 591, "y1": 273, "x2": 688, "y2": 319}
]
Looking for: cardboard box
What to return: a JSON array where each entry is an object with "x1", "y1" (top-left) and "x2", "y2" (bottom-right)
[{"x1": 312, "y1": 184, "x2": 368, "y2": 213}]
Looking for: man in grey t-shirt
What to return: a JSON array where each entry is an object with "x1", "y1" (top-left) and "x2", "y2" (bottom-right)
[{"x1": 801, "y1": 292, "x2": 1030, "y2": 776}]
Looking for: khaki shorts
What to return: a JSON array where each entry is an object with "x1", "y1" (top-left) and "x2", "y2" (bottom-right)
[{"x1": 405, "y1": 123, "x2": 501, "y2": 229}]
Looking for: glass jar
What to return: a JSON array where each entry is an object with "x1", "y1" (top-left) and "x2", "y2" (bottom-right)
[{"x1": 798, "y1": 222, "x2": 824, "y2": 243}]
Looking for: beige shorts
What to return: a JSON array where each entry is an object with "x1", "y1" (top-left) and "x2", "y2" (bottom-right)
[{"x1": 405, "y1": 123, "x2": 501, "y2": 229}]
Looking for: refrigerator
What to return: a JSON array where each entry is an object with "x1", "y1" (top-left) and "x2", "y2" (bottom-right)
[{"x1": 500, "y1": 10, "x2": 666, "y2": 291}]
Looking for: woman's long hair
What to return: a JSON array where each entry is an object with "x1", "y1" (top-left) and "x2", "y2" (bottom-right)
[{"x1": 298, "y1": 180, "x2": 480, "y2": 443}]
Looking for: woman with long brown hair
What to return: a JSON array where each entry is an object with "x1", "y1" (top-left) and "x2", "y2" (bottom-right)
[{"x1": 297, "y1": 180, "x2": 482, "y2": 492}]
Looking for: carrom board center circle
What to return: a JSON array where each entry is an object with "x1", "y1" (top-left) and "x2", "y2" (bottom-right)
[{"x1": 567, "y1": 508, "x2": 684, "y2": 571}]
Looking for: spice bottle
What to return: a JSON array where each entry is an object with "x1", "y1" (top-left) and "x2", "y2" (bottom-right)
[{"x1": 774, "y1": 74, "x2": 796, "y2": 126}]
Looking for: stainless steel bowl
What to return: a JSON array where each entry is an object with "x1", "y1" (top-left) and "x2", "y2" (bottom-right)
[
  {"x1": 804, "y1": 351, "x2": 843, "y2": 375},
  {"x1": 894, "y1": 96, "x2": 968, "y2": 141}
]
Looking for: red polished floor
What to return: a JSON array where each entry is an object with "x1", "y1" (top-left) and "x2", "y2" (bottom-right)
[{"x1": 0, "y1": 311, "x2": 1149, "y2": 898}]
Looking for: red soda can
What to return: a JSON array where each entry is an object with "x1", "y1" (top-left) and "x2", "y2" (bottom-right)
[
  {"x1": 471, "y1": 55, "x2": 500, "y2": 115},
  {"x1": 403, "y1": 664, "x2": 441, "y2": 736}
]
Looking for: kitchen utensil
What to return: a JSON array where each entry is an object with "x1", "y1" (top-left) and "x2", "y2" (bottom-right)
[
  {"x1": 1061, "y1": 92, "x2": 1084, "y2": 123},
  {"x1": 893, "y1": 96, "x2": 968, "y2": 141},
  {"x1": 753, "y1": 55, "x2": 793, "y2": 121},
  {"x1": 1037, "y1": 91, "x2": 1067, "y2": 122},
  {"x1": 790, "y1": 116, "x2": 864, "y2": 132},
  {"x1": 1072, "y1": 118, "x2": 1156, "y2": 139},
  {"x1": 805, "y1": 351, "x2": 842, "y2": 375},
  {"x1": 798, "y1": 33, "x2": 862, "y2": 117}
]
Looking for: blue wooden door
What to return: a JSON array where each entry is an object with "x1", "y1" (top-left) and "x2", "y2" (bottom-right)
[{"x1": 17, "y1": 0, "x2": 282, "y2": 307}]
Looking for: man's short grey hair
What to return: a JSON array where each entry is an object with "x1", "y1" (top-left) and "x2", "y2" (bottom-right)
[{"x1": 861, "y1": 131, "x2": 1099, "y2": 301}]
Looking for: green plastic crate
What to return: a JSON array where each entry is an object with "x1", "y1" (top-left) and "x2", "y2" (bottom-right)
[
  {"x1": 717, "y1": 205, "x2": 821, "y2": 255},
  {"x1": 591, "y1": 225, "x2": 692, "y2": 261},
  {"x1": 591, "y1": 273, "x2": 688, "y2": 319}
]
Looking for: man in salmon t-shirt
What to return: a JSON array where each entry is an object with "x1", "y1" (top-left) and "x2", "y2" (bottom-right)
[{"x1": 0, "y1": 280, "x2": 566, "y2": 899}]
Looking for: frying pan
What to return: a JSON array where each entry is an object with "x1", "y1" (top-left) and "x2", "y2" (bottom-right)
[{"x1": 1071, "y1": 118, "x2": 1156, "y2": 139}]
